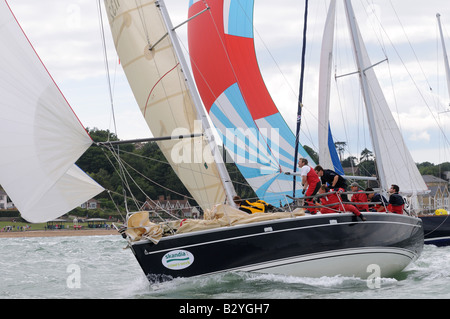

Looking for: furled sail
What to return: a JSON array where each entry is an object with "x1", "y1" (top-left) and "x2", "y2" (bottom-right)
[
  {"x1": 318, "y1": 0, "x2": 344, "y2": 175},
  {"x1": 0, "y1": 1, "x2": 104, "y2": 223},
  {"x1": 104, "y1": 0, "x2": 234, "y2": 211},
  {"x1": 188, "y1": 0, "x2": 315, "y2": 205},
  {"x1": 343, "y1": 0, "x2": 428, "y2": 195}
]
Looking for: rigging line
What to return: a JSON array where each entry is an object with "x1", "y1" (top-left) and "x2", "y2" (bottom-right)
[
  {"x1": 372, "y1": 15, "x2": 450, "y2": 156},
  {"x1": 115, "y1": 145, "x2": 256, "y2": 192},
  {"x1": 120, "y1": 155, "x2": 195, "y2": 201},
  {"x1": 293, "y1": 0, "x2": 309, "y2": 198},
  {"x1": 135, "y1": 0, "x2": 151, "y2": 44},
  {"x1": 112, "y1": 145, "x2": 224, "y2": 180},
  {"x1": 185, "y1": 2, "x2": 285, "y2": 198},
  {"x1": 361, "y1": 0, "x2": 388, "y2": 57},
  {"x1": 101, "y1": 142, "x2": 240, "y2": 211},
  {"x1": 387, "y1": 0, "x2": 433, "y2": 92},
  {"x1": 110, "y1": 154, "x2": 183, "y2": 222},
  {"x1": 115, "y1": 155, "x2": 182, "y2": 221},
  {"x1": 384, "y1": 56, "x2": 417, "y2": 180},
  {"x1": 152, "y1": 4, "x2": 215, "y2": 205},
  {"x1": 251, "y1": 3, "x2": 317, "y2": 148},
  {"x1": 102, "y1": 146, "x2": 141, "y2": 209},
  {"x1": 97, "y1": 0, "x2": 118, "y2": 139},
  {"x1": 105, "y1": 188, "x2": 181, "y2": 226},
  {"x1": 361, "y1": 64, "x2": 426, "y2": 189},
  {"x1": 111, "y1": 161, "x2": 187, "y2": 219},
  {"x1": 200, "y1": 3, "x2": 275, "y2": 165},
  {"x1": 106, "y1": 190, "x2": 126, "y2": 223},
  {"x1": 227, "y1": 1, "x2": 306, "y2": 176},
  {"x1": 334, "y1": 76, "x2": 351, "y2": 162}
]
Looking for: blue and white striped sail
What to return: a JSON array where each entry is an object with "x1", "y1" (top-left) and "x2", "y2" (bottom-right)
[{"x1": 188, "y1": 0, "x2": 316, "y2": 206}]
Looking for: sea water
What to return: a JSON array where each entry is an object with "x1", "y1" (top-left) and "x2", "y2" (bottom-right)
[{"x1": 1, "y1": 234, "x2": 449, "y2": 299}]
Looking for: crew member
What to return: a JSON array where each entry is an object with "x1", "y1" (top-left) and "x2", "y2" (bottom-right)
[
  {"x1": 314, "y1": 165, "x2": 349, "y2": 202},
  {"x1": 317, "y1": 186, "x2": 366, "y2": 221},
  {"x1": 365, "y1": 187, "x2": 388, "y2": 212},
  {"x1": 387, "y1": 184, "x2": 405, "y2": 214},
  {"x1": 350, "y1": 182, "x2": 369, "y2": 211},
  {"x1": 298, "y1": 158, "x2": 321, "y2": 214}
]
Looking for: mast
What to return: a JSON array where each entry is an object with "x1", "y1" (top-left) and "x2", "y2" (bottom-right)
[
  {"x1": 343, "y1": 0, "x2": 388, "y2": 192},
  {"x1": 437, "y1": 13, "x2": 450, "y2": 101},
  {"x1": 157, "y1": 0, "x2": 236, "y2": 205},
  {"x1": 293, "y1": 0, "x2": 309, "y2": 198}
]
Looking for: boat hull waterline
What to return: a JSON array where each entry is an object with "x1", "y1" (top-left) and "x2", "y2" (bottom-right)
[{"x1": 129, "y1": 213, "x2": 424, "y2": 283}]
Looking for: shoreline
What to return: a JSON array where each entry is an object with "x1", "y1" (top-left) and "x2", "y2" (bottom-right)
[{"x1": 0, "y1": 229, "x2": 120, "y2": 238}]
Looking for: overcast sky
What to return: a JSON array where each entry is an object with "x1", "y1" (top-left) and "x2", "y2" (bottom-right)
[{"x1": 5, "y1": 0, "x2": 450, "y2": 164}]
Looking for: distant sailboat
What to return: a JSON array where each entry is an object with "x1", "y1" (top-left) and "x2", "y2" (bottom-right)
[
  {"x1": 0, "y1": 0, "x2": 423, "y2": 282},
  {"x1": 420, "y1": 13, "x2": 450, "y2": 246}
]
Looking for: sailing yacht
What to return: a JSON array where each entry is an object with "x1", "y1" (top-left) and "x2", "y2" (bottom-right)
[
  {"x1": 0, "y1": 0, "x2": 423, "y2": 282},
  {"x1": 419, "y1": 13, "x2": 450, "y2": 246}
]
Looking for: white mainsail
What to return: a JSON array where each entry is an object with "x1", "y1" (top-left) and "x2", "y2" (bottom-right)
[
  {"x1": 318, "y1": 0, "x2": 340, "y2": 173},
  {"x1": 104, "y1": 0, "x2": 235, "y2": 211},
  {"x1": 342, "y1": 0, "x2": 428, "y2": 196},
  {"x1": 0, "y1": 1, "x2": 104, "y2": 223}
]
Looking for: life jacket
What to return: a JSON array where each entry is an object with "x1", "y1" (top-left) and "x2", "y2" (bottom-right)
[
  {"x1": 306, "y1": 166, "x2": 321, "y2": 184},
  {"x1": 388, "y1": 204, "x2": 404, "y2": 214},
  {"x1": 388, "y1": 193, "x2": 404, "y2": 214},
  {"x1": 239, "y1": 200, "x2": 267, "y2": 214},
  {"x1": 351, "y1": 191, "x2": 369, "y2": 211},
  {"x1": 320, "y1": 192, "x2": 341, "y2": 207},
  {"x1": 372, "y1": 193, "x2": 387, "y2": 212}
]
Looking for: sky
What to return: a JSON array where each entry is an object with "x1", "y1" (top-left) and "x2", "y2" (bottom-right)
[{"x1": 5, "y1": 0, "x2": 450, "y2": 164}]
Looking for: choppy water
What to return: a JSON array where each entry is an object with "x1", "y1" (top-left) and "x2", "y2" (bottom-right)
[{"x1": 1, "y1": 234, "x2": 449, "y2": 299}]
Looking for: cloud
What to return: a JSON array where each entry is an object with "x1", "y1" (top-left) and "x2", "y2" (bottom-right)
[
  {"x1": 6, "y1": 0, "x2": 450, "y2": 163},
  {"x1": 409, "y1": 131, "x2": 431, "y2": 142}
]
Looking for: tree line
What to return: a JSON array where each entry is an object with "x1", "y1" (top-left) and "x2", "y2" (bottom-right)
[{"x1": 1, "y1": 129, "x2": 448, "y2": 218}]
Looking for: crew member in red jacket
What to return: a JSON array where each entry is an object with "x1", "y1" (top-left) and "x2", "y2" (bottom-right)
[
  {"x1": 298, "y1": 158, "x2": 321, "y2": 214},
  {"x1": 316, "y1": 186, "x2": 366, "y2": 221},
  {"x1": 350, "y1": 182, "x2": 369, "y2": 211},
  {"x1": 387, "y1": 184, "x2": 405, "y2": 214}
]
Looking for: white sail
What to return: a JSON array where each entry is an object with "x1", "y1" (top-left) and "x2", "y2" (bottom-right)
[
  {"x1": 318, "y1": 0, "x2": 338, "y2": 171},
  {"x1": 104, "y1": 0, "x2": 234, "y2": 211},
  {"x1": 344, "y1": 0, "x2": 428, "y2": 195},
  {"x1": 0, "y1": 1, "x2": 104, "y2": 223}
]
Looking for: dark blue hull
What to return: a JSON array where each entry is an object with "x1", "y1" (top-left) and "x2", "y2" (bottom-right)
[{"x1": 130, "y1": 213, "x2": 423, "y2": 283}]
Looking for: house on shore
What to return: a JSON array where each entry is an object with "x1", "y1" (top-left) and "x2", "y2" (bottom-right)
[
  {"x1": 140, "y1": 195, "x2": 199, "y2": 219},
  {"x1": 422, "y1": 175, "x2": 449, "y2": 212}
]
